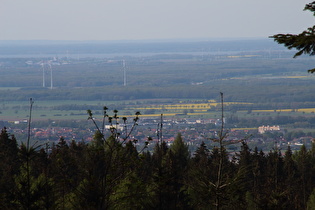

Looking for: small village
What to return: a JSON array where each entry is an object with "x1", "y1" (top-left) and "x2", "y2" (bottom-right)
[{"x1": 5, "y1": 116, "x2": 314, "y2": 153}]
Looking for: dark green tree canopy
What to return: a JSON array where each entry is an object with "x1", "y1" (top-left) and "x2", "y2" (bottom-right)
[{"x1": 271, "y1": 1, "x2": 315, "y2": 73}]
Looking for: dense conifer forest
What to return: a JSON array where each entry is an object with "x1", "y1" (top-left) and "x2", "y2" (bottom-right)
[{"x1": 1, "y1": 122, "x2": 315, "y2": 209}]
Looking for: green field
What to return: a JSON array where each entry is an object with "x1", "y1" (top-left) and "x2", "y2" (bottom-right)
[{"x1": 2, "y1": 99, "x2": 315, "y2": 124}]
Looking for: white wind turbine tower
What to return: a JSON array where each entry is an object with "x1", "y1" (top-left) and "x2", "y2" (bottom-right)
[
  {"x1": 48, "y1": 63, "x2": 53, "y2": 89},
  {"x1": 41, "y1": 62, "x2": 46, "y2": 87},
  {"x1": 39, "y1": 61, "x2": 54, "y2": 89}
]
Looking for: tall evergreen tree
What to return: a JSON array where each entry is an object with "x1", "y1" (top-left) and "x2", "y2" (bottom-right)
[
  {"x1": 187, "y1": 142, "x2": 213, "y2": 209},
  {"x1": 250, "y1": 147, "x2": 266, "y2": 208},
  {"x1": 307, "y1": 188, "x2": 315, "y2": 210},
  {"x1": 0, "y1": 127, "x2": 20, "y2": 209},
  {"x1": 264, "y1": 149, "x2": 286, "y2": 209},
  {"x1": 166, "y1": 133, "x2": 190, "y2": 209},
  {"x1": 294, "y1": 145, "x2": 313, "y2": 209},
  {"x1": 151, "y1": 141, "x2": 178, "y2": 209},
  {"x1": 283, "y1": 146, "x2": 300, "y2": 209},
  {"x1": 49, "y1": 137, "x2": 82, "y2": 209},
  {"x1": 229, "y1": 142, "x2": 253, "y2": 209}
]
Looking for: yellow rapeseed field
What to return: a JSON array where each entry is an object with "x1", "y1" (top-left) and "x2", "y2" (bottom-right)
[
  {"x1": 295, "y1": 108, "x2": 315, "y2": 113},
  {"x1": 135, "y1": 101, "x2": 252, "y2": 110},
  {"x1": 252, "y1": 108, "x2": 315, "y2": 113}
]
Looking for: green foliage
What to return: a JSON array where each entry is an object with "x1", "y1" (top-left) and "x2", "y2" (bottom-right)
[
  {"x1": 271, "y1": 26, "x2": 315, "y2": 59},
  {"x1": 245, "y1": 191, "x2": 256, "y2": 210},
  {"x1": 0, "y1": 127, "x2": 20, "y2": 209},
  {"x1": 13, "y1": 166, "x2": 55, "y2": 210},
  {"x1": 271, "y1": 1, "x2": 315, "y2": 72},
  {"x1": 305, "y1": 1, "x2": 315, "y2": 16},
  {"x1": 3, "y1": 124, "x2": 315, "y2": 209},
  {"x1": 187, "y1": 142, "x2": 214, "y2": 209},
  {"x1": 307, "y1": 188, "x2": 315, "y2": 210},
  {"x1": 111, "y1": 171, "x2": 153, "y2": 209},
  {"x1": 170, "y1": 133, "x2": 190, "y2": 165}
]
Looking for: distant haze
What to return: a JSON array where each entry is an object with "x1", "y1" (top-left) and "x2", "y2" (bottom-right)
[{"x1": 0, "y1": 0, "x2": 313, "y2": 41}]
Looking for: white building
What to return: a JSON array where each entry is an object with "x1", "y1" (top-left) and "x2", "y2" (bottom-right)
[{"x1": 258, "y1": 125, "x2": 280, "y2": 134}]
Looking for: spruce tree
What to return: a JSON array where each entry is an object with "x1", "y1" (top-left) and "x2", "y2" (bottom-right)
[
  {"x1": 187, "y1": 142, "x2": 212, "y2": 209},
  {"x1": 271, "y1": 1, "x2": 315, "y2": 72},
  {"x1": 283, "y1": 146, "x2": 300, "y2": 209},
  {"x1": 0, "y1": 127, "x2": 20, "y2": 209},
  {"x1": 295, "y1": 145, "x2": 313, "y2": 209},
  {"x1": 167, "y1": 133, "x2": 190, "y2": 209}
]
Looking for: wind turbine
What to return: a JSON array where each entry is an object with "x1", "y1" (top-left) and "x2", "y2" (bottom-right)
[
  {"x1": 48, "y1": 63, "x2": 53, "y2": 89},
  {"x1": 41, "y1": 62, "x2": 46, "y2": 87}
]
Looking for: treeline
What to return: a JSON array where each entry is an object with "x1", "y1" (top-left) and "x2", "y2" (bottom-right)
[
  {"x1": 1, "y1": 127, "x2": 315, "y2": 209},
  {"x1": 3, "y1": 81, "x2": 315, "y2": 105},
  {"x1": 227, "y1": 115, "x2": 315, "y2": 129}
]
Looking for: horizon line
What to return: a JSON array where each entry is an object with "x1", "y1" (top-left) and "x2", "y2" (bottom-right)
[{"x1": 0, "y1": 37, "x2": 271, "y2": 43}]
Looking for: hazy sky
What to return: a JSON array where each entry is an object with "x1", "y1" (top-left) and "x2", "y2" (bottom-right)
[{"x1": 0, "y1": 0, "x2": 314, "y2": 41}]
